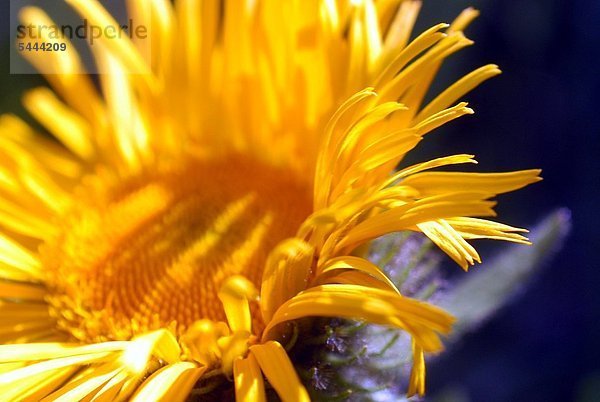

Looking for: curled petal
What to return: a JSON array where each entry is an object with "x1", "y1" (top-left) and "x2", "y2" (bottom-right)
[
  {"x1": 263, "y1": 284, "x2": 454, "y2": 352},
  {"x1": 218, "y1": 275, "x2": 258, "y2": 333},
  {"x1": 261, "y1": 239, "x2": 314, "y2": 323}
]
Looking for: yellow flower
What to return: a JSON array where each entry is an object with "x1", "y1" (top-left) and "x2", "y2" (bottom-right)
[{"x1": 0, "y1": 0, "x2": 540, "y2": 400}]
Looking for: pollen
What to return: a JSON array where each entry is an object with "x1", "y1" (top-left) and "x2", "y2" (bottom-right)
[{"x1": 40, "y1": 155, "x2": 312, "y2": 342}]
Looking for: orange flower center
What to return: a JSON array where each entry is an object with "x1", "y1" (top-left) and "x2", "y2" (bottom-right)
[{"x1": 42, "y1": 155, "x2": 312, "y2": 342}]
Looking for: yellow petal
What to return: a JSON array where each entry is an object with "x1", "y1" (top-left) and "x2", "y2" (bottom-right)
[
  {"x1": 0, "y1": 233, "x2": 41, "y2": 280},
  {"x1": 378, "y1": 0, "x2": 422, "y2": 65},
  {"x1": 0, "y1": 281, "x2": 46, "y2": 301},
  {"x1": 449, "y1": 7, "x2": 480, "y2": 32},
  {"x1": 407, "y1": 340, "x2": 426, "y2": 397},
  {"x1": 180, "y1": 320, "x2": 229, "y2": 367},
  {"x1": 446, "y1": 217, "x2": 531, "y2": 244},
  {"x1": 0, "y1": 320, "x2": 59, "y2": 344},
  {"x1": 337, "y1": 102, "x2": 407, "y2": 165},
  {"x1": 346, "y1": 130, "x2": 420, "y2": 174},
  {"x1": 31, "y1": 368, "x2": 81, "y2": 401},
  {"x1": 89, "y1": 369, "x2": 131, "y2": 402},
  {"x1": 338, "y1": 192, "x2": 497, "y2": 251},
  {"x1": 0, "y1": 352, "x2": 112, "y2": 387},
  {"x1": 218, "y1": 275, "x2": 258, "y2": 333},
  {"x1": 122, "y1": 329, "x2": 181, "y2": 372},
  {"x1": 0, "y1": 366, "x2": 77, "y2": 401},
  {"x1": 218, "y1": 331, "x2": 252, "y2": 376},
  {"x1": 94, "y1": 50, "x2": 147, "y2": 171},
  {"x1": 0, "y1": 115, "x2": 83, "y2": 180},
  {"x1": 418, "y1": 220, "x2": 480, "y2": 270},
  {"x1": 318, "y1": 270, "x2": 396, "y2": 292},
  {"x1": 130, "y1": 362, "x2": 205, "y2": 402},
  {"x1": 362, "y1": 0, "x2": 383, "y2": 72},
  {"x1": 0, "y1": 302, "x2": 50, "y2": 323},
  {"x1": 249, "y1": 341, "x2": 310, "y2": 402},
  {"x1": 41, "y1": 363, "x2": 122, "y2": 402},
  {"x1": 261, "y1": 239, "x2": 314, "y2": 323},
  {"x1": 263, "y1": 284, "x2": 454, "y2": 352},
  {"x1": 381, "y1": 154, "x2": 477, "y2": 188},
  {"x1": 315, "y1": 88, "x2": 377, "y2": 209},
  {"x1": 234, "y1": 353, "x2": 266, "y2": 402},
  {"x1": 0, "y1": 197, "x2": 58, "y2": 239},
  {"x1": 378, "y1": 34, "x2": 473, "y2": 105},
  {"x1": 64, "y1": 0, "x2": 154, "y2": 83},
  {"x1": 374, "y1": 22, "x2": 448, "y2": 87},
  {"x1": 17, "y1": 7, "x2": 105, "y2": 125},
  {"x1": 417, "y1": 65, "x2": 501, "y2": 122},
  {"x1": 132, "y1": 0, "x2": 175, "y2": 75},
  {"x1": 0, "y1": 341, "x2": 128, "y2": 363},
  {"x1": 317, "y1": 256, "x2": 399, "y2": 293},
  {"x1": 22, "y1": 87, "x2": 95, "y2": 161},
  {"x1": 401, "y1": 170, "x2": 543, "y2": 198},
  {"x1": 413, "y1": 102, "x2": 474, "y2": 136}
]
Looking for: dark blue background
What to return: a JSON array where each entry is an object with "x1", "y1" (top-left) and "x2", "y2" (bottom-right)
[
  {"x1": 416, "y1": 1, "x2": 600, "y2": 401},
  {"x1": 1, "y1": 1, "x2": 598, "y2": 401}
]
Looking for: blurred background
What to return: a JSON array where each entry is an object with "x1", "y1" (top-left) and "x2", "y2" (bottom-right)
[
  {"x1": 416, "y1": 1, "x2": 600, "y2": 401},
  {"x1": 0, "y1": 1, "x2": 598, "y2": 401}
]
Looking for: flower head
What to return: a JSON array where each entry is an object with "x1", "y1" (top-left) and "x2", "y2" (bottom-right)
[{"x1": 0, "y1": 0, "x2": 540, "y2": 400}]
